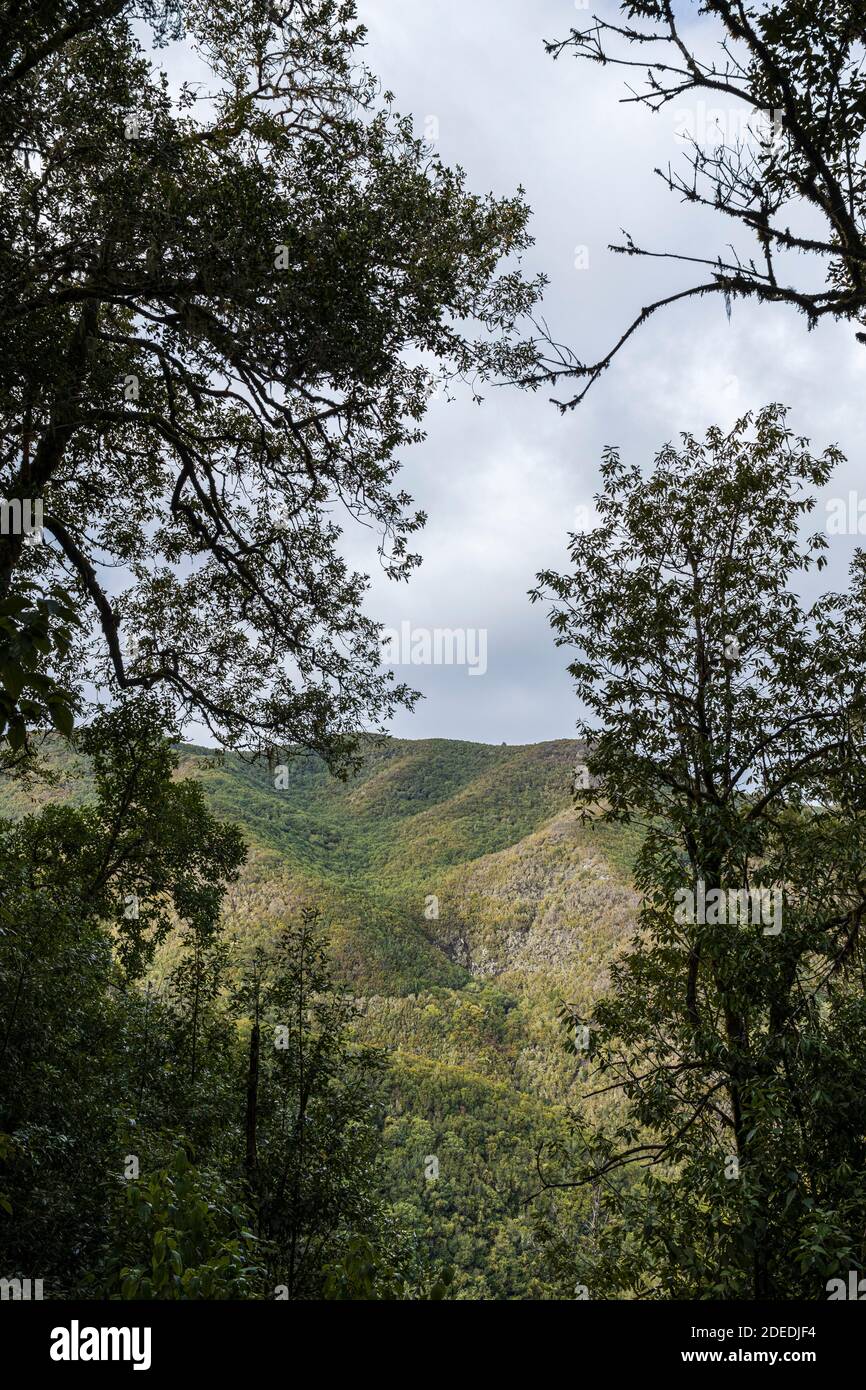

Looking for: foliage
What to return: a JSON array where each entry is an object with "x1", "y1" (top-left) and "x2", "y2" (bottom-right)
[
  {"x1": 0, "y1": 582, "x2": 79, "y2": 755},
  {"x1": 1, "y1": 728, "x2": 625, "y2": 1298},
  {"x1": 0, "y1": 0, "x2": 541, "y2": 766},
  {"x1": 0, "y1": 699, "x2": 421, "y2": 1299},
  {"x1": 0, "y1": 697, "x2": 244, "y2": 1288},
  {"x1": 321, "y1": 1234, "x2": 453, "y2": 1301},
  {"x1": 236, "y1": 912, "x2": 416, "y2": 1299},
  {"x1": 104, "y1": 1147, "x2": 268, "y2": 1300},
  {"x1": 379, "y1": 1052, "x2": 586, "y2": 1299},
  {"x1": 532, "y1": 406, "x2": 866, "y2": 1298}
]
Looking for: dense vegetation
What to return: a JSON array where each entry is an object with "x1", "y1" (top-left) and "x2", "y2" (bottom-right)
[
  {"x1": 7, "y1": 416, "x2": 866, "y2": 1302},
  {"x1": 0, "y1": 703, "x2": 440, "y2": 1298},
  {"x1": 0, "y1": 726, "x2": 638, "y2": 1298},
  {"x1": 0, "y1": 0, "x2": 559, "y2": 1297},
  {"x1": 533, "y1": 407, "x2": 866, "y2": 1298},
  {"x1": 4, "y1": 0, "x2": 866, "y2": 1309}
]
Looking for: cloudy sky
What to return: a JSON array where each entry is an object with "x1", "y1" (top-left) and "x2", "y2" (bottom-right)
[
  {"x1": 329, "y1": 0, "x2": 866, "y2": 746},
  {"x1": 157, "y1": 3, "x2": 865, "y2": 748}
]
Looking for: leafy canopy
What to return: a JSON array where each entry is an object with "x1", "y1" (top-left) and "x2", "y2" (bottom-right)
[
  {"x1": 533, "y1": 406, "x2": 866, "y2": 1297},
  {"x1": 0, "y1": 0, "x2": 542, "y2": 766}
]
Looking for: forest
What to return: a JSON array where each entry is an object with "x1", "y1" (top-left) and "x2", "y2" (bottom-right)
[{"x1": 3, "y1": 0, "x2": 866, "y2": 1320}]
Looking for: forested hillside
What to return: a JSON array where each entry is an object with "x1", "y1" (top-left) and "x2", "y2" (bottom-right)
[
  {"x1": 6, "y1": 0, "x2": 866, "y2": 1342},
  {"x1": 0, "y1": 735, "x2": 639, "y2": 1298}
]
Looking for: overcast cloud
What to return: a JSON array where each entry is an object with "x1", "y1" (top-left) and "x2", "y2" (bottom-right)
[{"x1": 326, "y1": 0, "x2": 866, "y2": 745}]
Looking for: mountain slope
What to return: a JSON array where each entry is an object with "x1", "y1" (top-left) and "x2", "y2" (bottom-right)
[{"x1": 1, "y1": 734, "x2": 641, "y2": 1297}]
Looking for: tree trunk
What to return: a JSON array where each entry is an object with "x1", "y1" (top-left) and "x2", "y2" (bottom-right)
[{"x1": 245, "y1": 1013, "x2": 259, "y2": 1176}]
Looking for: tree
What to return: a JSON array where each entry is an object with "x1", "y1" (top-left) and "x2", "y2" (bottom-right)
[
  {"x1": 0, "y1": 0, "x2": 542, "y2": 764},
  {"x1": 535, "y1": 1, "x2": 866, "y2": 408},
  {"x1": 531, "y1": 405, "x2": 866, "y2": 1297},
  {"x1": 0, "y1": 696, "x2": 245, "y2": 1289},
  {"x1": 237, "y1": 910, "x2": 412, "y2": 1298},
  {"x1": 0, "y1": 1, "x2": 181, "y2": 97}
]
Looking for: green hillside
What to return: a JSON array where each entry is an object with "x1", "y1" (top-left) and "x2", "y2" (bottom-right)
[{"x1": 1, "y1": 734, "x2": 641, "y2": 1298}]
